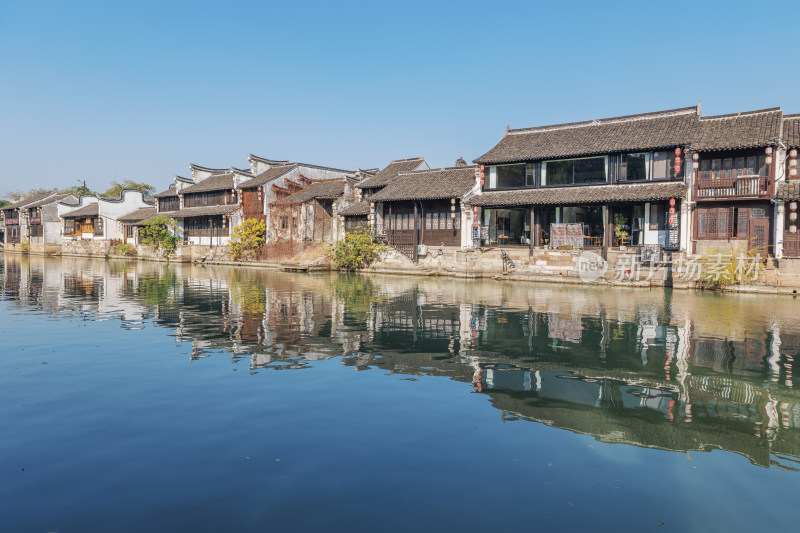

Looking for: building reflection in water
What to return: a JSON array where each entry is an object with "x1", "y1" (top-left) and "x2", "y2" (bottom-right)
[{"x1": 3, "y1": 253, "x2": 799, "y2": 470}]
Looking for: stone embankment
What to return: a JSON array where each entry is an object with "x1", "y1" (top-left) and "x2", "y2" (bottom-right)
[{"x1": 5, "y1": 241, "x2": 800, "y2": 294}]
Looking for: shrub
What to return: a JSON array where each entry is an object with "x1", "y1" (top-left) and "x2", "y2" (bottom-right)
[
  {"x1": 697, "y1": 247, "x2": 765, "y2": 288},
  {"x1": 19, "y1": 238, "x2": 30, "y2": 252},
  {"x1": 228, "y1": 218, "x2": 266, "y2": 260},
  {"x1": 326, "y1": 226, "x2": 386, "y2": 270},
  {"x1": 110, "y1": 242, "x2": 137, "y2": 256},
  {"x1": 140, "y1": 215, "x2": 178, "y2": 257}
]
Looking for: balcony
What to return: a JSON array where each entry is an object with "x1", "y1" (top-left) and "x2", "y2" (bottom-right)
[{"x1": 695, "y1": 175, "x2": 772, "y2": 201}]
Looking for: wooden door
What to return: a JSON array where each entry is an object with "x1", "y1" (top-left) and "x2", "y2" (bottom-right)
[{"x1": 748, "y1": 217, "x2": 769, "y2": 252}]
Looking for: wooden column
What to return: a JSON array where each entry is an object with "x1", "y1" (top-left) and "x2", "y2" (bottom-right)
[
  {"x1": 530, "y1": 206, "x2": 538, "y2": 255},
  {"x1": 413, "y1": 202, "x2": 419, "y2": 261},
  {"x1": 604, "y1": 204, "x2": 613, "y2": 257}
]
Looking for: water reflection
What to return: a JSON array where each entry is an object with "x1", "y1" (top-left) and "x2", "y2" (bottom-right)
[{"x1": 3, "y1": 253, "x2": 799, "y2": 470}]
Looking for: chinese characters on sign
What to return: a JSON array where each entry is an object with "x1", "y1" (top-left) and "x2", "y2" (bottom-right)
[{"x1": 577, "y1": 251, "x2": 764, "y2": 283}]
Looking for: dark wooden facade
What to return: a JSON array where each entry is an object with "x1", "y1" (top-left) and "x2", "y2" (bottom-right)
[{"x1": 384, "y1": 200, "x2": 462, "y2": 260}]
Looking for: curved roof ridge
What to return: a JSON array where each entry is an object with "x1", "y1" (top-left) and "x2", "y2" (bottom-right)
[
  {"x1": 509, "y1": 106, "x2": 698, "y2": 135},
  {"x1": 189, "y1": 163, "x2": 229, "y2": 173},
  {"x1": 248, "y1": 154, "x2": 291, "y2": 165}
]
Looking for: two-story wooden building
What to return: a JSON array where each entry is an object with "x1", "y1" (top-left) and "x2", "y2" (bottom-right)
[
  {"x1": 341, "y1": 157, "x2": 429, "y2": 234},
  {"x1": 691, "y1": 108, "x2": 782, "y2": 255},
  {"x1": 368, "y1": 163, "x2": 478, "y2": 261},
  {"x1": 471, "y1": 107, "x2": 695, "y2": 255}
]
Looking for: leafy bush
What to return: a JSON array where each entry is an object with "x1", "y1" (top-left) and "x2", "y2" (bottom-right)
[
  {"x1": 326, "y1": 226, "x2": 386, "y2": 270},
  {"x1": 228, "y1": 218, "x2": 266, "y2": 260},
  {"x1": 110, "y1": 242, "x2": 137, "y2": 256},
  {"x1": 140, "y1": 215, "x2": 178, "y2": 256},
  {"x1": 19, "y1": 238, "x2": 30, "y2": 252}
]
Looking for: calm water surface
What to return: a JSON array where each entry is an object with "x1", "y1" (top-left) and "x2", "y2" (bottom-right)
[{"x1": 2, "y1": 254, "x2": 799, "y2": 532}]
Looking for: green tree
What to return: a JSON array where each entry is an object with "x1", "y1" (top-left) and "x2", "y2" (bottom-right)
[
  {"x1": 228, "y1": 218, "x2": 266, "y2": 260},
  {"x1": 0, "y1": 199, "x2": 10, "y2": 208},
  {"x1": 101, "y1": 180, "x2": 155, "y2": 199},
  {"x1": 326, "y1": 226, "x2": 386, "y2": 270},
  {"x1": 62, "y1": 184, "x2": 95, "y2": 197},
  {"x1": 5, "y1": 187, "x2": 56, "y2": 202},
  {"x1": 140, "y1": 215, "x2": 178, "y2": 256}
]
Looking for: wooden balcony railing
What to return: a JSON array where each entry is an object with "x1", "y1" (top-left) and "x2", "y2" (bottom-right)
[{"x1": 695, "y1": 175, "x2": 772, "y2": 200}]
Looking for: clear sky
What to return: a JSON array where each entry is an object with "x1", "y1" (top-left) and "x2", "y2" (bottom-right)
[{"x1": 1, "y1": 0, "x2": 798, "y2": 196}]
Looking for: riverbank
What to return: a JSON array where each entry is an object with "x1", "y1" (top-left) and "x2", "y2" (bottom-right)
[{"x1": 6, "y1": 242, "x2": 800, "y2": 295}]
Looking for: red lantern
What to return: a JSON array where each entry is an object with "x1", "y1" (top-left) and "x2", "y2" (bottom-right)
[
  {"x1": 473, "y1": 221, "x2": 479, "y2": 228},
  {"x1": 674, "y1": 157, "x2": 681, "y2": 165},
  {"x1": 480, "y1": 171, "x2": 485, "y2": 178},
  {"x1": 473, "y1": 206, "x2": 479, "y2": 213},
  {"x1": 669, "y1": 217, "x2": 675, "y2": 224},
  {"x1": 674, "y1": 165, "x2": 681, "y2": 174},
  {"x1": 669, "y1": 207, "x2": 675, "y2": 215},
  {"x1": 674, "y1": 147, "x2": 682, "y2": 156},
  {"x1": 480, "y1": 179, "x2": 485, "y2": 186},
  {"x1": 473, "y1": 214, "x2": 478, "y2": 220},
  {"x1": 480, "y1": 165, "x2": 485, "y2": 171},
  {"x1": 669, "y1": 198, "x2": 676, "y2": 206}
]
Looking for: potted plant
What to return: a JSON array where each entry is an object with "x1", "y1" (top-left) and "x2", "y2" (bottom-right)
[{"x1": 613, "y1": 213, "x2": 629, "y2": 250}]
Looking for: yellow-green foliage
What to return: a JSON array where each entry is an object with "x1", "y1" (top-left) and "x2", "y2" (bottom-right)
[
  {"x1": 228, "y1": 218, "x2": 266, "y2": 260},
  {"x1": 19, "y1": 238, "x2": 30, "y2": 252},
  {"x1": 698, "y1": 247, "x2": 765, "y2": 287},
  {"x1": 326, "y1": 226, "x2": 386, "y2": 270},
  {"x1": 110, "y1": 242, "x2": 137, "y2": 256}
]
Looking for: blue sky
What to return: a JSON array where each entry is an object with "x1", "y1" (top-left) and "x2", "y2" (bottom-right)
[{"x1": 1, "y1": 0, "x2": 798, "y2": 196}]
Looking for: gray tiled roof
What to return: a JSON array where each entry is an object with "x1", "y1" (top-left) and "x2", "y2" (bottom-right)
[
  {"x1": 369, "y1": 167, "x2": 476, "y2": 202},
  {"x1": 180, "y1": 174, "x2": 235, "y2": 194},
  {"x1": 63, "y1": 203, "x2": 100, "y2": 218},
  {"x1": 695, "y1": 108, "x2": 782, "y2": 151},
  {"x1": 784, "y1": 115, "x2": 800, "y2": 148},
  {"x1": 118, "y1": 207, "x2": 157, "y2": 223},
  {"x1": 158, "y1": 204, "x2": 238, "y2": 218},
  {"x1": 239, "y1": 164, "x2": 297, "y2": 189},
  {"x1": 356, "y1": 157, "x2": 426, "y2": 189},
  {"x1": 25, "y1": 193, "x2": 70, "y2": 209},
  {"x1": 468, "y1": 181, "x2": 687, "y2": 207},
  {"x1": 277, "y1": 180, "x2": 345, "y2": 204},
  {"x1": 338, "y1": 200, "x2": 370, "y2": 216},
  {"x1": 475, "y1": 107, "x2": 699, "y2": 164},
  {"x1": 2, "y1": 190, "x2": 60, "y2": 210},
  {"x1": 777, "y1": 181, "x2": 800, "y2": 202},
  {"x1": 153, "y1": 186, "x2": 178, "y2": 198}
]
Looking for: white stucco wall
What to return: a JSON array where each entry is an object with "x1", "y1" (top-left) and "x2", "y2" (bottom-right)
[{"x1": 261, "y1": 165, "x2": 353, "y2": 242}]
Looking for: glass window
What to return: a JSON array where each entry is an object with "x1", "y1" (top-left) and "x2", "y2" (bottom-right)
[
  {"x1": 526, "y1": 163, "x2": 536, "y2": 186},
  {"x1": 561, "y1": 206, "x2": 604, "y2": 246},
  {"x1": 542, "y1": 157, "x2": 607, "y2": 186},
  {"x1": 493, "y1": 164, "x2": 526, "y2": 188},
  {"x1": 482, "y1": 208, "x2": 530, "y2": 245},
  {"x1": 756, "y1": 155, "x2": 767, "y2": 177},
  {"x1": 621, "y1": 153, "x2": 648, "y2": 181},
  {"x1": 722, "y1": 158, "x2": 733, "y2": 179},
  {"x1": 652, "y1": 152, "x2": 670, "y2": 180},
  {"x1": 734, "y1": 157, "x2": 745, "y2": 177},
  {"x1": 745, "y1": 156, "x2": 757, "y2": 175},
  {"x1": 544, "y1": 160, "x2": 572, "y2": 185},
  {"x1": 711, "y1": 159, "x2": 721, "y2": 179},
  {"x1": 573, "y1": 158, "x2": 606, "y2": 184}
]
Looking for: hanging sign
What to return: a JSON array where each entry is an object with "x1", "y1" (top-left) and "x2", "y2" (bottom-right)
[
  {"x1": 550, "y1": 223, "x2": 584, "y2": 249},
  {"x1": 666, "y1": 200, "x2": 680, "y2": 250}
]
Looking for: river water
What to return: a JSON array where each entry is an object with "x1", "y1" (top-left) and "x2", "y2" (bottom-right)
[{"x1": 2, "y1": 254, "x2": 799, "y2": 532}]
